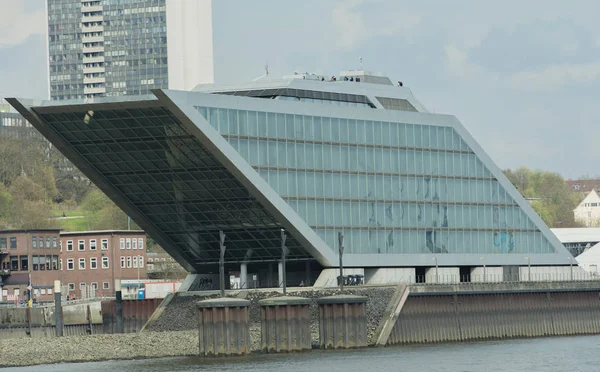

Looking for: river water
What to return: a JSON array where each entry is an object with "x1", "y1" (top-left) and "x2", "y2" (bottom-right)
[{"x1": 7, "y1": 335, "x2": 600, "y2": 372}]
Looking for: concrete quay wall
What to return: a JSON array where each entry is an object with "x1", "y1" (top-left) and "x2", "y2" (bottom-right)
[{"x1": 388, "y1": 281, "x2": 600, "y2": 344}]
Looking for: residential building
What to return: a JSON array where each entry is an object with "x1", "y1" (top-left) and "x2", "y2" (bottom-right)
[
  {"x1": 47, "y1": 0, "x2": 214, "y2": 100},
  {"x1": 573, "y1": 189, "x2": 600, "y2": 227},
  {"x1": 0, "y1": 229, "x2": 62, "y2": 302},
  {"x1": 566, "y1": 179, "x2": 600, "y2": 195},
  {"x1": 60, "y1": 230, "x2": 147, "y2": 298},
  {"x1": 0, "y1": 106, "x2": 41, "y2": 140},
  {"x1": 10, "y1": 70, "x2": 575, "y2": 288}
]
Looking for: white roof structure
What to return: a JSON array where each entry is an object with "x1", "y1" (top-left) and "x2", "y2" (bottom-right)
[
  {"x1": 575, "y1": 242, "x2": 600, "y2": 274},
  {"x1": 550, "y1": 228, "x2": 600, "y2": 244}
]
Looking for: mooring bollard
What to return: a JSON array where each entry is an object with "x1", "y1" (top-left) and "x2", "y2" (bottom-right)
[
  {"x1": 54, "y1": 280, "x2": 63, "y2": 337},
  {"x1": 115, "y1": 279, "x2": 124, "y2": 334},
  {"x1": 317, "y1": 294, "x2": 368, "y2": 349},
  {"x1": 196, "y1": 298, "x2": 251, "y2": 357},
  {"x1": 259, "y1": 296, "x2": 312, "y2": 353}
]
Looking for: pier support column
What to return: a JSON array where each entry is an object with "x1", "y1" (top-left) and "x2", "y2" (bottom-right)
[
  {"x1": 278, "y1": 261, "x2": 284, "y2": 288},
  {"x1": 54, "y1": 280, "x2": 63, "y2": 337},
  {"x1": 259, "y1": 296, "x2": 312, "y2": 353},
  {"x1": 196, "y1": 298, "x2": 251, "y2": 357},
  {"x1": 240, "y1": 263, "x2": 248, "y2": 290},
  {"x1": 317, "y1": 295, "x2": 368, "y2": 349},
  {"x1": 115, "y1": 279, "x2": 124, "y2": 334}
]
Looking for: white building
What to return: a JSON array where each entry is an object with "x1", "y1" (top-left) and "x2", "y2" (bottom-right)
[
  {"x1": 47, "y1": 0, "x2": 214, "y2": 100},
  {"x1": 573, "y1": 189, "x2": 600, "y2": 227},
  {"x1": 575, "y1": 243, "x2": 600, "y2": 275}
]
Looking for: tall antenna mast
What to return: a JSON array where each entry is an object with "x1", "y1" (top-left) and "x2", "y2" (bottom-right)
[{"x1": 359, "y1": 57, "x2": 363, "y2": 70}]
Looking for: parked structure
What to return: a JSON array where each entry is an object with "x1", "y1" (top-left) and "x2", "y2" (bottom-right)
[
  {"x1": 47, "y1": 0, "x2": 214, "y2": 100},
  {"x1": 9, "y1": 70, "x2": 576, "y2": 288}
]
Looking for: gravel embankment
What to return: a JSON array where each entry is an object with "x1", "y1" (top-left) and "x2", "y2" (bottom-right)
[
  {"x1": 150, "y1": 286, "x2": 396, "y2": 347},
  {"x1": 0, "y1": 330, "x2": 198, "y2": 368}
]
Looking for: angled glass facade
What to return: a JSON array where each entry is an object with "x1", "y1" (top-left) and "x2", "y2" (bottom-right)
[{"x1": 196, "y1": 106, "x2": 554, "y2": 256}]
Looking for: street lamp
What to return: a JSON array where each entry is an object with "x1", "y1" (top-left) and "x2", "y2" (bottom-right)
[
  {"x1": 525, "y1": 257, "x2": 531, "y2": 281},
  {"x1": 433, "y1": 257, "x2": 438, "y2": 283},
  {"x1": 480, "y1": 257, "x2": 486, "y2": 282}
]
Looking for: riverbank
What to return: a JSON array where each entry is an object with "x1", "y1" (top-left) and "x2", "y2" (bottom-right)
[{"x1": 0, "y1": 330, "x2": 198, "y2": 368}]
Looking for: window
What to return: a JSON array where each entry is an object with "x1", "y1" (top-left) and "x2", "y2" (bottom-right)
[
  {"x1": 68, "y1": 283, "x2": 75, "y2": 291},
  {"x1": 20, "y1": 256, "x2": 28, "y2": 271},
  {"x1": 102, "y1": 257, "x2": 109, "y2": 269},
  {"x1": 67, "y1": 258, "x2": 74, "y2": 270},
  {"x1": 39, "y1": 237, "x2": 44, "y2": 249},
  {"x1": 41, "y1": 289, "x2": 46, "y2": 295},
  {"x1": 10, "y1": 256, "x2": 18, "y2": 271},
  {"x1": 126, "y1": 256, "x2": 132, "y2": 268},
  {"x1": 120, "y1": 256, "x2": 125, "y2": 268},
  {"x1": 132, "y1": 238, "x2": 137, "y2": 250},
  {"x1": 90, "y1": 239, "x2": 97, "y2": 250},
  {"x1": 46, "y1": 237, "x2": 51, "y2": 249},
  {"x1": 78, "y1": 258, "x2": 85, "y2": 270},
  {"x1": 79, "y1": 282, "x2": 86, "y2": 290},
  {"x1": 139, "y1": 255, "x2": 144, "y2": 268},
  {"x1": 101, "y1": 239, "x2": 108, "y2": 250},
  {"x1": 120, "y1": 238, "x2": 125, "y2": 249},
  {"x1": 14, "y1": 289, "x2": 20, "y2": 296},
  {"x1": 52, "y1": 237, "x2": 57, "y2": 248},
  {"x1": 39, "y1": 256, "x2": 46, "y2": 271},
  {"x1": 9, "y1": 237, "x2": 16, "y2": 249},
  {"x1": 32, "y1": 256, "x2": 39, "y2": 271},
  {"x1": 90, "y1": 257, "x2": 97, "y2": 269},
  {"x1": 102, "y1": 282, "x2": 110, "y2": 290},
  {"x1": 53, "y1": 256, "x2": 58, "y2": 270},
  {"x1": 138, "y1": 238, "x2": 143, "y2": 250},
  {"x1": 66, "y1": 240, "x2": 73, "y2": 251},
  {"x1": 126, "y1": 238, "x2": 131, "y2": 249},
  {"x1": 133, "y1": 256, "x2": 138, "y2": 268},
  {"x1": 46, "y1": 255, "x2": 51, "y2": 270},
  {"x1": 78, "y1": 240, "x2": 85, "y2": 251},
  {"x1": 48, "y1": 289, "x2": 53, "y2": 295},
  {"x1": 0, "y1": 237, "x2": 6, "y2": 250},
  {"x1": 32, "y1": 236, "x2": 37, "y2": 248}
]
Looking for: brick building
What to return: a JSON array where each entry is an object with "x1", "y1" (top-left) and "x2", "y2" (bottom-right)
[
  {"x1": 0, "y1": 229, "x2": 62, "y2": 302},
  {"x1": 60, "y1": 231, "x2": 147, "y2": 298},
  {"x1": 0, "y1": 229, "x2": 148, "y2": 302}
]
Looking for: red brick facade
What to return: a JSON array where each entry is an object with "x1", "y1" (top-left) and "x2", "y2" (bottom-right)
[{"x1": 0, "y1": 230, "x2": 148, "y2": 302}]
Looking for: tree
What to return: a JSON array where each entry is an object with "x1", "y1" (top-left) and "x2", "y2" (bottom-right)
[
  {"x1": 503, "y1": 167, "x2": 583, "y2": 228},
  {"x1": 81, "y1": 186, "x2": 140, "y2": 230}
]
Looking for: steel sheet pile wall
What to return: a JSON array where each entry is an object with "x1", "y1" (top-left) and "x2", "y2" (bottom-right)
[
  {"x1": 317, "y1": 295, "x2": 368, "y2": 349},
  {"x1": 101, "y1": 299, "x2": 162, "y2": 334},
  {"x1": 388, "y1": 290, "x2": 600, "y2": 344},
  {"x1": 259, "y1": 296, "x2": 312, "y2": 353},
  {"x1": 196, "y1": 298, "x2": 251, "y2": 357}
]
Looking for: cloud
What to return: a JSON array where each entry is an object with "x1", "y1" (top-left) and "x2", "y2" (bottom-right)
[
  {"x1": 331, "y1": 0, "x2": 421, "y2": 50},
  {"x1": 509, "y1": 61, "x2": 600, "y2": 91},
  {"x1": 0, "y1": 1, "x2": 46, "y2": 48}
]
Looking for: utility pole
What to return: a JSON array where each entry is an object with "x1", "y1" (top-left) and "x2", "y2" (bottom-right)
[
  {"x1": 219, "y1": 231, "x2": 226, "y2": 297},
  {"x1": 281, "y1": 229, "x2": 287, "y2": 295},
  {"x1": 338, "y1": 232, "x2": 344, "y2": 291}
]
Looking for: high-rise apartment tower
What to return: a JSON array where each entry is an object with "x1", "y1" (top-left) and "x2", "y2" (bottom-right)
[{"x1": 46, "y1": 0, "x2": 214, "y2": 100}]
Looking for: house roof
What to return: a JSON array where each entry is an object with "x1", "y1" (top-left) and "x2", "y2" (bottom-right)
[{"x1": 566, "y1": 179, "x2": 600, "y2": 193}]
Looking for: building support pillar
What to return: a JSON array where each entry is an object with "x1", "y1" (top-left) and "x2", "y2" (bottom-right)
[
  {"x1": 278, "y1": 261, "x2": 284, "y2": 288},
  {"x1": 54, "y1": 280, "x2": 63, "y2": 337},
  {"x1": 240, "y1": 263, "x2": 248, "y2": 290}
]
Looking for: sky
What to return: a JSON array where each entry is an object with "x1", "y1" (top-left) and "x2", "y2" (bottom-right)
[{"x1": 1, "y1": 0, "x2": 599, "y2": 179}]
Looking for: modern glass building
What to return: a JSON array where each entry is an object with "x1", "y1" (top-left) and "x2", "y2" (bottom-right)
[
  {"x1": 9, "y1": 71, "x2": 572, "y2": 287},
  {"x1": 47, "y1": 0, "x2": 214, "y2": 100}
]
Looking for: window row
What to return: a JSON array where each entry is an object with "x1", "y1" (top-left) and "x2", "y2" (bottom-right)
[
  {"x1": 0, "y1": 237, "x2": 17, "y2": 249},
  {"x1": 228, "y1": 139, "x2": 490, "y2": 179},
  {"x1": 65, "y1": 239, "x2": 108, "y2": 251},
  {"x1": 67, "y1": 281, "x2": 109, "y2": 292},
  {"x1": 31, "y1": 255, "x2": 60, "y2": 271},
  {"x1": 120, "y1": 255, "x2": 145, "y2": 269},
  {"x1": 196, "y1": 107, "x2": 471, "y2": 152},
  {"x1": 314, "y1": 229, "x2": 555, "y2": 255},
  {"x1": 119, "y1": 238, "x2": 144, "y2": 250},
  {"x1": 287, "y1": 200, "x2": 537, "y2": 230},
  {"x1": 255, "y1": 170, "x2": 514, "y2": 204},
  {"x1": 32, "y1": 236, "x2": 59, "y2": 249},
  {"x1": 66, "y1": 257, "x2": 110, "y2": 270}
]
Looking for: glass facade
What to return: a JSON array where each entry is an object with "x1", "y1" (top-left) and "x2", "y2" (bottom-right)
[
  {"x1": 36, "y1": 105, "x2": 310, "y2": 266},
  {"x1": 195, "y1": 106, "x2": 556, "y2": 256}
]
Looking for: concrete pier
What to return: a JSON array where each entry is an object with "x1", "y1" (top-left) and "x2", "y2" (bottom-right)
[
  {"x1": 317, "y1": 295, "x2": 368, "y2": 349},
  {"x1": 196, "y1": 298, "x2": 251, "y2": 357},
  {"x1": 259, "y1": 296, "x2": 312, "y2": 353}
]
